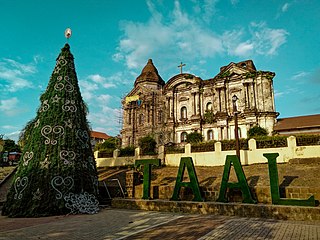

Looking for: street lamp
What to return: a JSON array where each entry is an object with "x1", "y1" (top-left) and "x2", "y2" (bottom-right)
[{"x1": 232, "y1": 95, "x2": 240, "y2": 159}]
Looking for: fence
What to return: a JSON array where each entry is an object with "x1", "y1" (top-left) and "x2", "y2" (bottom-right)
[{"x1": 95, "y1": 136, "x2": 320, "y2": 167}]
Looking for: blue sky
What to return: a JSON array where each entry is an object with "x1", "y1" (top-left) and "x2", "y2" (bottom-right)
[{"x1": 0, "y1": 0, "x2": 319, "y2": 142}]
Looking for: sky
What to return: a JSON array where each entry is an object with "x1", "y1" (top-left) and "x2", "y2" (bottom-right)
[{"x1": 0, "y1": 0, "x2": 319, "y2": 142}]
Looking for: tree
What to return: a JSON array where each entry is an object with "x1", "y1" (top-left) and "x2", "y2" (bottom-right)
[
  {"x1": 94, "y1": 137, "x2": 117, "y2": 152},
  {"x1": 3, "y1": 139, "x2": 21, "y2": 152},
  {"x1": 138, "y1": 135, "x2": 156, "y2": 155},
  {"x1": 2, "y1": 44, "x2": 99, "y2": 217},
  {"x1": 248, "y1": 125, "x2": 268, "y2": 138},
  {"x1": 186, "y1": 132, "x2": 203, "y2": 144}
]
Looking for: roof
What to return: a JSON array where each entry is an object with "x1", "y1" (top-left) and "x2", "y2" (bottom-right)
[
  {"x1": 134, "y1": 59, "x2": 165, "y2": 87},
  {"x1": 274, "y1": 114, "x2": 320, "y2": 131},
  {"x1": 90, "y1": 131, "x2": 111, "y2": 140}
]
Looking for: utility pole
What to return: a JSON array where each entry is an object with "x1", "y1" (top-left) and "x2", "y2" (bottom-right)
[{"x1": 232, "y1": 95, "x2": 240, "y2": 159}]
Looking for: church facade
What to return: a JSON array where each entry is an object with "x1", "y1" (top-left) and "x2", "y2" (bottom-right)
[{"x1": 121, "y1": 59, "x2": 278, "y2": 147}]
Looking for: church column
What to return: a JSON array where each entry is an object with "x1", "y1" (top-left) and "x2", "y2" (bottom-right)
[
  {"x1": 217, "y1": 88, "x2": 222, "y2": 112},
  {"x1": 221, "y1": 87, "x2": 226, "y2": 112},
  {"x1": 193, "y1": 92, "x2": 196, "y2": 115},
  {"x1": 251, "y1": 83, "x2": 256, "y2": 109},
  {"x1": 244, "y1": 83, "x2": 250, "y2": 109},
  {"x1": 167, "y1": 97, "x2": 171, "y2": 119}
]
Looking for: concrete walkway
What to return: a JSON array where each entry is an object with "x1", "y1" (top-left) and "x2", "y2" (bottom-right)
[{"x1": 1, "y1": 208, "x2": 320, "y2": 239}]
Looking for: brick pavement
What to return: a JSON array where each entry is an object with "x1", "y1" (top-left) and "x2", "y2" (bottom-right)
[{"x1": 1, "y1": 208, "x2": 320, "y2": 240}]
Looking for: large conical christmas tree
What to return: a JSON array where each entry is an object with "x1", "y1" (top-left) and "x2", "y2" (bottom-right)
[{"x1": 2, "y1": 43, "x2": 99, "y2": 217}]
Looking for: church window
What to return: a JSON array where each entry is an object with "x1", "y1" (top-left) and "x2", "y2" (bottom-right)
[
  {"x1": 206, "y1": 102, "x2": 213, "y2": 111},
  {"x1": 207, "y1": 130, "x2": 213, "y2": 141},
  {"x1": 181, "y1": 132, "x2": 187, "y2": 142},
  {"x1": 181, "y1": 106, "x2": 187, "y2": 120}
]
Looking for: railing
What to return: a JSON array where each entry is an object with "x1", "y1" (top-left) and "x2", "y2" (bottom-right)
[
  {"x1": 98, "y1": 151, "x2": 113, "y2": 158},
  {"x1": 165, "y1": 146, "x2": 184, "y2": 154},
  {"x1": 221, "y1": 139, "x2": 249, "y2": 151},
  {"x1": 191, "y1": 142, "x2": 215, "y2": 152},
  {"x1": 255, "y1": 136, "x2": 287, "y2": 149},
  {"x1": 296, "y1": 135, "x2": 320, "y2": 146}
]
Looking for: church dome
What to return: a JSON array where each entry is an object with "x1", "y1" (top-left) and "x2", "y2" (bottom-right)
[{"x1": 134, "y1": 59, "x2": 165, "y2": 87}]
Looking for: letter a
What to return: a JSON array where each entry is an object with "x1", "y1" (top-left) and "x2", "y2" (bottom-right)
[
  {"x1": 171, "y1": 157, "x2": 203, "y2": 201},
  {"x1": 217, "y1": 155, "x2": 255, "y2": 203}
]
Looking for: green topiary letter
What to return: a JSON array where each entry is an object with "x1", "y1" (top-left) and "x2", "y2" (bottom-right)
[
  {"x1": 171, "y1": 157, "x2": 203, "y2": 201},
  {"x1": 217, "y1": 155, "x2": 255, "y2": 203},
  {"x1": 135, "y1": 159, "x2": 161, "y2": 199},
  {"x1": 264, "y1": 153, "x2": 315, "y2": 206}
]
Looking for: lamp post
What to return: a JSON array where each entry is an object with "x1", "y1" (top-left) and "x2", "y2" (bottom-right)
[{"x1": 232, "y1": 95, "x2": 240, "y2": 159}]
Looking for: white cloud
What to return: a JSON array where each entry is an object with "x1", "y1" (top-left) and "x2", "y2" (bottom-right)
[
  {"x1": 234, "y1": 42, "x2": 254, "y2": 57},
  {"x1": 88, "y1": 106, "x2": 121, "y2": 136},
  {"x1": 249, "y1": 22, "x2": 289, "y2": 56},
  {"x1": 291, "y1": 71, "x2": 309, "y2": 80},
  {"x1": 79, "y1": 80, "x2": 99, "y2": 101},
  {"x1": 1, "y1": 125, "x2": 18, "y2": 130},
  {"x1": 274, "y1": 90, "x2": 285, "y2": 98},
  {"x1": 88, "y1": 74, "x2": 106, "y2": 83},
  {"x1": 99, "y1": 94, "x2": 112, "y2": 104},
  {"x1": 114, "y1": 0, "x2": 223, "y2": 70},
  {"x1": 0, "y1": 97, "x2": 19, "y2": 116},
  {"x1": 114, "y1": 2, "x2": 288, "y2": 68},
  {"x1": 282, "y1": 3, "x2": 290, "y2": 12},
  {"x1": 3, "y1": 130, "x2": 21, "y2": 143},
  {"x1": 80, "y1": 72, "x2": 119, "y2": 102},
  {"x1": 0, "y1": 58, "x2": 37, "y2": 92}
]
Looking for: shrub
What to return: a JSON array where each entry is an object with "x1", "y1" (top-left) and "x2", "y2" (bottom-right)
[
  {"x1": 94, "y1": 137, "x2": 117, "y2": 152},
  {"x1": 248, "y1": 126, "x2": 268, "y2": 138},
  {"x1": 138, "y1": 135, "x2": 157, "y2": 155},
  {"x1": 186, "y1": 132, "x2": 203, "y2": 144},
  {"x1": 191, "y1": 141, "x2": 215, "y2": 152},
  {"x1": 165, "y1": 145, "x2": 185, "y2": 154},
  {"x1": 203, "y1": 110, "x2": 215, "y2": 124},
  {"x1": 119, "y1": 146, "x2": 135, "y2": 156},
  {"x1": 221, "y1": 139, "x2": 249, "y2": 151}
]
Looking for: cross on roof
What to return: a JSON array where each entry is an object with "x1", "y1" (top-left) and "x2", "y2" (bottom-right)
[{"x1": 178, "y1": 62, "x2": 186, "y2": 74}]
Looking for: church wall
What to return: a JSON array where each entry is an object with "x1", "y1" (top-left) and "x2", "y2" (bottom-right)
[{"x1": 121, "y1": 60, "x2": 278, "y2": 147}]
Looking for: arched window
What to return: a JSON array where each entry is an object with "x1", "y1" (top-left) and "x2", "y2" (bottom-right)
[
  {"x1": 207, "y1": 130, "x2": 213, "y2": 141},
  {"x1": 181, "y1": 106, "x2": 187, "y2": 120},
  {"x1": 181, "y1": 132, "x2": 187, "y2": 142},
  {"x1": 139, "y1": 114, "x2": 144, "y2": 125},
  {"x1": 206, "y1": 102, "x2": 213, "y2": 111}
]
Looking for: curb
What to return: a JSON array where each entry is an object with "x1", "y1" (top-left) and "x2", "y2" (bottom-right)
[{"x1": 111, "y1": 198, "x2": 320, "y2": 221}]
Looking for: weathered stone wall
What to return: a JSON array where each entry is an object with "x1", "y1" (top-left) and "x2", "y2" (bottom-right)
[
  {"x1": 112, "y1": 198, "x2": 320, "y2": 221},
  {"x1": 130, "y1": 184, "x2": 318, "y2": 205},
  {"x1": 121, "y1": 60, "x2": 278, "y2": 147}
]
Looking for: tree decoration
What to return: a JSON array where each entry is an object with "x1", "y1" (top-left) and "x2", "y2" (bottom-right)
[{"x1": 2, "y1": 43, "x2": 99, "y2": 217}]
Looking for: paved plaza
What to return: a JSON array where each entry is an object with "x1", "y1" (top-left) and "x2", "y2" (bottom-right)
[{"x1": 1, "y1": 208, "x2": 320, "y2": 239}]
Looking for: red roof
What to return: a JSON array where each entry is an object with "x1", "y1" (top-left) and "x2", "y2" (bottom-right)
[
  {"x1": 90, "y1": 131, "x2": 111, "y2": 140},
  {"x1": 274, "y1": 114, "x2": 320, "y2": 131}
]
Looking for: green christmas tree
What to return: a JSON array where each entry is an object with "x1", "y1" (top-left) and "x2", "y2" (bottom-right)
[{"x1": 2, "y1": 43, "x2": 99, "y2": 217}]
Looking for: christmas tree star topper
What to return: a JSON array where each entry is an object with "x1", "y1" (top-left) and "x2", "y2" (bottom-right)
[{"x1": 65, "y1": 28, "x2": 72, "y2": 39}]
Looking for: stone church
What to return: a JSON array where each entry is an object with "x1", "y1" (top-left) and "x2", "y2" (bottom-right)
[{"x1": 121, "y1": 59, "x2": 278, "y2": 147}]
